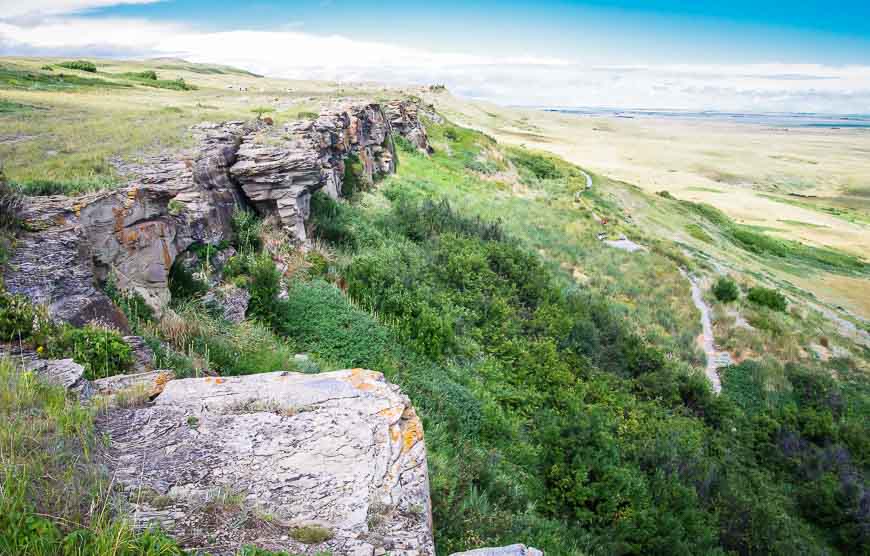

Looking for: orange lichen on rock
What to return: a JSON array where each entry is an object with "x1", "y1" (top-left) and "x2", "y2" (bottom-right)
[
  {"x1": 345, "y1": 368, "x2": 384, "y2": 391},
  {"x1": 377, "y1": 406, "x2": 405, "y2": 423},
  {"x1": 400, "y1": 407, "x2": 423, "y2": 453}
]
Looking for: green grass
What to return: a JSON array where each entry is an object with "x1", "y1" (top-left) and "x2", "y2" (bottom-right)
[
  {"x1": 0, "y1": 357, "x2": 184, "y2": 555},
  {"x1": 0, "y1": 65, "x2": 130, "y2": 92},
  {"x1": 685, "y1": 223, "x2": 713, "y2": 243},
  {"x1": 683, "y1": 200, "x2": 868, "y2": 275}
]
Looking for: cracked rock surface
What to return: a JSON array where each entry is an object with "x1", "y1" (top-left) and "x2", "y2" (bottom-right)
[{"x1": 97, "y1": 369, "x2": 433, "y2": 556}]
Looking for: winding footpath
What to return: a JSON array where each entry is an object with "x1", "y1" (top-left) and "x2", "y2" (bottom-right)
[{"x1": 681, "y1": 270, "x2": 727, "y2": 393}]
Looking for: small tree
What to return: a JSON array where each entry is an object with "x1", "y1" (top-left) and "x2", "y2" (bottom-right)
[
  {"x1": 713, "y1": 277, "x2": 739, "y2": 303},
  {"x1": 251, "y1": 106, "x2": 275, "y2": 120}
]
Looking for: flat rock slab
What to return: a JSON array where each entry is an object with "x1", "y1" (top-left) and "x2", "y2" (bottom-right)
[
  {"x1": 603, "y1": 238, "x2": 647, "y2": 253},
  {"x1": 450, "y1": 545, "x2": 544, "y2": 556},
  {"x1": 97, "y1": 369, "x2": 433, "y2": 556}
]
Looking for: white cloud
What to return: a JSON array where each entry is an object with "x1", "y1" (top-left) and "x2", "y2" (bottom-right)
[
  {"x1": 1, "y1": 15, "x2": 869, "y2": 113},
  {"x1": 0, "y1": 0, "x2": 162, "y2": 19}
]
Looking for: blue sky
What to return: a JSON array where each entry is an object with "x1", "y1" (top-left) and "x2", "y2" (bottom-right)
[
  {"x1": 1, "y1": 0, "x2": 869, "y2": 111},
  {"x1": 85, "y1": 0, "x2": 870, "y2": 64}
]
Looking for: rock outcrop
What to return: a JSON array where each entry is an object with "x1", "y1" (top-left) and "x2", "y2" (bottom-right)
[
  {"x1": 230, "y1": 103, "x2": 409, "y2": 242},
  {"x1": 97, "y1": 369, "x2": 433, "y2": 556},
  {"x1": 5, "y1": 100, "x2": 429, "y2": 322}
]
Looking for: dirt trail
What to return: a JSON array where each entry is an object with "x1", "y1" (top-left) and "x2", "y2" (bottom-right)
[{"x1": 681, "y1": 269, "x2": 726, "y2": 393}]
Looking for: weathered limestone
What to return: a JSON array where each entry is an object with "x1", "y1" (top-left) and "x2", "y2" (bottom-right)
[
  {"x1": 230, "y1": 102, "x2": 411, "y2": 243},
  {"x1": 4, "y1": 122, "x2": 245, "y2": 323},
  {"x1": 202, "y1": 284, "x2": 250, "y2": 324},
  {"x1": 25, "y1": 357, "x2": 87, "y2": 390},
  {"x1": 5, "y1": 100, "x2": 429, "y2": 323},
  {"x1": 384, "y1": 100, "x2": 434, "y2": 153},
  {"x1": 97, "y1": 369, "x2": 434, "y2": 556}
]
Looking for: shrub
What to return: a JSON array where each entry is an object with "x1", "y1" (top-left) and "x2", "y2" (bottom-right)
[
  {"x1": 657, "y1": 190, "x2": 675, "y2": 199},
  {"x1": 290, "y1": 525, "x2": 333, "y2": 544},
  {"x1": 46, "y1": 324, "x2": 134, "y2": 380},
  {"x1": 296, "y1": 111, "x2": 319, "y2": 120},
  {"x1": 231, "y1": 208, "x2": 263, "y2": 254},
  {"x1": 57, "y1": 60, "x2": 97, "y2": 72},
  {"x1": 394, "y1": 135, "x2": 418, "y2": 154},
  {"x1": 251, "y1": 106, "x2": 275, "y2": 119},
  {"x1": 507, "y1": 149, "x2": 563, "y2": 180},
  {"x1": 168, "y1": 260, "x2": 208, "y2": 302},
  {"x1": 747, "y1": 287, "x2": 787, "y2": 312},
  {"x1": 712, "y1": 277, "x2": 739, "y2": 303},
  {"x1": 0, "y1": 168, "x2": 22, "y2": 231},
  {"x1": 0, "y1": 290, "x2": 36, "y2": 343},
  {"x1": 245, "y1": 252, "x2": 283, "y2": 327}
]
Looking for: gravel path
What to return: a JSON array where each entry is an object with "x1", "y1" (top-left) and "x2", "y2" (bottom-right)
[{"x1": 681, "y1": 269, "x2": 728, "y2": 393}]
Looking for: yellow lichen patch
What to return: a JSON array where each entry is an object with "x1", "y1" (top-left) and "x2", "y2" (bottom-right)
[
  {"x1": 390, "y1": 424, "x2": 401, "y2": 443},
  {"x1": 123, "y1": 229, "x2": 140, "y2": 244},
  {"x1": 124, "y1": 187, "x2": 139, "y2": 208},
  {"x1": 400, "y1": 408, "x2": 424, "y2": 453},
  {"x1": 402, "y1": 420, "x2": 422, "y2": 453},
  {"x1": 215, "y1": 378, "x2": 225, "y2": 384},
  {"x1": 53, "y1": 214, "x2": 66, "y2": 226},
  {"x1": 377, "y1": 406, "x2": 405, "y2": 423},
  {"x1": 150, "y1": 371, "x2": 174, "y2": 397},
  {"x1": 72, "y1": 203, "x2": 83, "y2": 217}
]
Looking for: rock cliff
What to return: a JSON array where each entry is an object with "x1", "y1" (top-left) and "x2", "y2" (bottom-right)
[{"x1": 4, "y1": 100, "x2": 429, "y2": 323}]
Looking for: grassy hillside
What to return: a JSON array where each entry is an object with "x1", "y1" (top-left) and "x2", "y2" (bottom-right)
[{"x1": 1, "y1": 58, "x2": 869, "y2": 555}]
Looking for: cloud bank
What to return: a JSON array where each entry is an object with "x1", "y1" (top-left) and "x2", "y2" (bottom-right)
[{"x1": 2, "y1": 13, "x2": 869, "y2": 113}]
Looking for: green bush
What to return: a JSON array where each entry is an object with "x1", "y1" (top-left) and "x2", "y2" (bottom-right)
[
  {"x1": 747, "y1": 287, "x2": 787, "y2": 311},
  {"x1": 244, "y1": 252, "x2": 283, "y2": 327},
  {"x1": 507, "y1": 149, "x2": 563, "y2": 180},
  {"x1": 57, "y1": 60, "x2": 97, "y2": 72},
  {"x1": 0, "y1": 290, "x2": 36, "y2": 342},
  {"x1": 712, "y1": 277, "x2": 739, "y2": 303},
  {"x1": 46, "y1": 325, "x2": 134, "y2": 380},
  {"x1": 0, "y1": 169, "x2": 22, "y2": 231},
  {"x1": 231, "y1": 208, "x2": 263, "y2": 254},
  {"x1": 168, "y1": 260, "x2": 208, "y2": 302}
]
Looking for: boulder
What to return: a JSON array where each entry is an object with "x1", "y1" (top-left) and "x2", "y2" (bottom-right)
[
  {"x1": 96, "y1": 369, "x2": 434, "y2": 556},
  {"x1": 25, "y1": 358, "x2": 92, "y2": 397},
  {"x1": 450, "y1": 545, "x2": 544, "y2": 556},
  {"x1": 202, "y1": 284, "x2": 250, "y2": 324}
]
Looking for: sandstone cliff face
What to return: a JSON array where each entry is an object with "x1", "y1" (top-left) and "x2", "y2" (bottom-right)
[
  {"x1": 97, "y1": 369, "x2": 434, "y2": 556},
  {"x1": 4, "y1": 101, "x2": 429, "y2": 322}
]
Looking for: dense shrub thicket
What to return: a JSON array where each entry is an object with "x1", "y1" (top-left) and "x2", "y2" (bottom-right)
[
  {"x1": 292, "y1": 183, "x2": 870, "y2": 554},
  {"x1": 57, "y1": 60, "x2": 97, "y2": 72},
  {"x1": 747, "y1": 286, "x2": 788, "y2": 312}
]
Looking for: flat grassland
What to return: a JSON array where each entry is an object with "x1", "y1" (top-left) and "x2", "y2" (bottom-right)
[{"x1": 426, "y1": 92, "x2": 870, "y2": 318}]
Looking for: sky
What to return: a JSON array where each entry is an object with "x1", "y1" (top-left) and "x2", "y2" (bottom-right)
[{"x1": 1, "y1": 0, "x2": 869, "y2": 113}]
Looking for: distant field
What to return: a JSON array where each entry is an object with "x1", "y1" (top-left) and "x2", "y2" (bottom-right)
[{"x1": 427, "y1": 91, "x2": 870, "y2": 318}]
